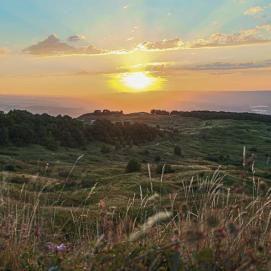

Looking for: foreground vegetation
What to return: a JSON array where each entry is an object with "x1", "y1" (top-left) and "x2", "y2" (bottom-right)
[
  {"x1": 0, "y1": 168, "x2": 270, "y2": 270},
  {"x1": 0, "y1": 110, "x2": 270, "y2": 270}
]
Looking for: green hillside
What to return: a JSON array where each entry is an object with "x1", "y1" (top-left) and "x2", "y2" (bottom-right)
[{"x1": 0, "y1": 111, "x2": 270, "y2": 270}]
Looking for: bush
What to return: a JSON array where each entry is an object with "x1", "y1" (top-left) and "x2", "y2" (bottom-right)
[
  {"x1": 174, "y1": 146, "x2": 182, "y2": 156},
  {"x1": 143, "y1": 150, "x2": 150, "y2": 156},
  {"x1": 3, "y1": 164, "x2": 16, "y2": 172},
  {"x1": 126, "y1": 159, "x2": 141, "y2": 173},
  {"x1": 156, "y1": 164, "x2": 175, "y2": 174},
  {"x1": 58, "y1": 170, "x2": 78, "y2": 180},
  {"x1": 154, "y1": 155, "x2": 161, "y2": 162},
  {"x1": 9, "y1": 175, "x2": 27, "y2": 184},
  {"x1": 44, "y1": 137, "x2": 59, "y2": 151},
  {"x1": 101, "y1": 145, "x2": 111, "y2": 154}
]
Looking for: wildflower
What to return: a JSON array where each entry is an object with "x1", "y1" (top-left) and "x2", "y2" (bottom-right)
[
  {"x1": 46, "y1": 242, "x2": 67, "y2": 253},
  {"x1": 56, "y1": 243, "x2": 67, "y2": 253},
  {"x1": 47, "y1": 242, "x2": 57, "y2": 252},
  {"x1": 98, "y1": 199, "x2": 106, "y2": 210}
]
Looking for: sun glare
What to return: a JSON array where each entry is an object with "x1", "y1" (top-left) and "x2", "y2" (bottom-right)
[
  {"x1": 121, "y1": 72, "x2": 155, "y2": 90},
  {"x1": 109, "y1": 70, "x2": 165, "y2": 93}
]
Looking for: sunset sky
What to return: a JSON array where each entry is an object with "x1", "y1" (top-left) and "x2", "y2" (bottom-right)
[{"x1": 1, "y1": 0, "x2": 271, "y2": 113}]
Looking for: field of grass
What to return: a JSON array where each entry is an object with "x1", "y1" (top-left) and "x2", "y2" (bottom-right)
[{"x1": 0, "y1": 114, "x2": 270, "y2": 270}]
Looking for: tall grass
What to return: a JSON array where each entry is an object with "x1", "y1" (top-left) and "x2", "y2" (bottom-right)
[{"x1": 0, "y1": 164, "x2": 270, "y2": 270}]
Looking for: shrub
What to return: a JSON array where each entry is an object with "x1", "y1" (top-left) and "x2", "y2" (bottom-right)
[
  {"x1": 143, "y1": 150, "x2": 150, "y2": 156},
  {"x1": 126, "y1": 159, "x2": 141, "y2": 173},
  {"x1": 174, "y1": 145, "x2": 182, "y2": 156},
  {"x1": 101, "y1": 145, "x2": 111, "y2": 154},
  {"x1": 9, "y1": 175, "x2": 27, "y2": 184},
  {"x1": 3, "y1": 164, "x2": 16, "y2": 172},
  {"x1": 248, "y1": 147, "x2": 257, "y2": 152},
  {"x1": 156, "y1": 164, "x2": 175, "y2": 174},
  {"x1": 44, "y1": 137, "x2": 59, "y2": 151},
  {"x1": 58, "y1": 170, "x2": 77, "y2": 180},
  {"x1": 154, "y1": 155, "x2": 161, "y2": 162}
]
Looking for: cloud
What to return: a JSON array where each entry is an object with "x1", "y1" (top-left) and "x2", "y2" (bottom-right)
[
  {"x1": 22, "y1": 23, "x2": 271, "y2": 56},
  {"x1": 119, "y1": 62, "x2": 172, "y2": 73},
  {"x1": 133, "y1": 24, "x2": 271, "y2": 52},
  {"x1": 23, "y1": 34, "x2": 105, "y2": 56},
  {"x1": 84, "y1": 45, "x2": 105, "y2": 54},
  {"x1": 188, "y1": 60, "x2": 271, "y2": 71},
  {"x1": 23, "y1": 35, "x2": 74, "y2": 55},
  {"x1": 137, "y1": 38, "x2": 184, "y2": 51},
  {"x1": 190, "y1": 26, "x2": 271, "y2": 48},
  {"x1": 123, "y1": 60, "x2": 271, "y2": 74},
  {"x1": 244, "y1": 6, "x2": 264, "y2": 16},
  {"x1": 257, "y1": 24, "x2": 271, "y2": 31},
  {"x1": 67, "y1": 35, "x2": 86, "y2": 42}
]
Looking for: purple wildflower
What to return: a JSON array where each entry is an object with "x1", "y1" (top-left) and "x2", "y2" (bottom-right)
[
  {"x1": 46, "y1": 242, "x2": 67, "y2": 253},
  {"x1": 56, "y1": 243, "x2": 67, "y2": 253}
]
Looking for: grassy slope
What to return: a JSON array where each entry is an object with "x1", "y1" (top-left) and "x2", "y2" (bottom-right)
[
  {"x1": 0, "y1": 114, "x2": 271, "y2": 270},
  {"x1": 0, "y1": 116, "x2": 270, "y2": 206}
]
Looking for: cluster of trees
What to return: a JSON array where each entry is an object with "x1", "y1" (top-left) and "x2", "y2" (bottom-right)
[
  {"x1": 0, "y1": 110, "x2": 160, "y2": 150},
  {"x1": 0, "y1": 110, "x2": 88, "y2": 149},
  {"x1": 150, "y1": 109, "x2": 271, "y2": 123},
  {"x1": 93, "y1": 110, "x2": 124, "y2": 116},
  {"x1": 150, "y1": 109, "x2": 170, "y2": 115},
  {"x1": 91, "y1": 119, "x2": 159, "y2": 145},
  {"x1": 170, "y1": 111, "x2": 271, "y2": 123}
]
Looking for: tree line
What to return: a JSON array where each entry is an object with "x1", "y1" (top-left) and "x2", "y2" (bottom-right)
[
  {"x1": 151, "y1": 110, "x2": 271, "y2": 123},
  {"x1": 0, "y1": 110, "x2": 160, "y2": 150}
]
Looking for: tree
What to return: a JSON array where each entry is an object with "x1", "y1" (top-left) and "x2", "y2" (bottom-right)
[
  {"x1": 0, "y1": 127, "x2": 9, "y2": 145},
  {"x1": 0, "y1": 110, "x2": 160, "y2": 149},
  {"x1": 44, "y1": 136, "x2": 59, "y2": 151},
  {"x1": 126, "y1": 159, "x2": 141, "y2": 173}
]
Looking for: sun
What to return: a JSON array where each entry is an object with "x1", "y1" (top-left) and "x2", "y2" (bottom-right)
[
  {"x1": 109, "y1": 71, "x2": 164, "y2": 93},
  {"x1": 121, "y1": 72, "x2": 156, "y2": 91}
]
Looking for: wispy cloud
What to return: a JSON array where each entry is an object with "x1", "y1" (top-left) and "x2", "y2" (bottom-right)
[
  {"x1": 257, "y1": 24, "x2": 271, "y2": 31},
  {"x1": 67, "y1": 35, "x2": 86, "y2": 42},
  {"x1": 136, "y1": 38, "x2": 184, "y2": 51},
  {"x1": 244, "y1": 6, "x2": 264, "y2": 16},
  {"x1": 23, "y1": 35, "x2": 105, "y2": 56},
  {"x1": 18, "y1": 23, "x2": 271, "y2": 56},
  {"x1": 244, "y1": 3, "x2": 271, "y2": 18},
  {"x1": 136, "y1": 24, "x2": 271, "y2": 51},
  {"x1": 188, "y1": 60, "x2": 271, "y2": 71},
  {"x1": 125, "y1": 60, "x2": 271, "y2": 74},
  {"x1": 190, "y1": 28, "x2": 270, "y2": 48}
]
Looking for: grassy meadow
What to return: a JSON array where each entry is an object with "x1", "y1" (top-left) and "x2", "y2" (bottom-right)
[{"x1": 0, "y1": 113, "x2": 271, "y2": 270}]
